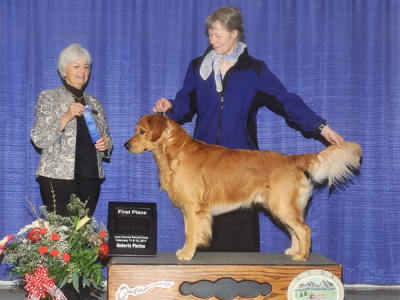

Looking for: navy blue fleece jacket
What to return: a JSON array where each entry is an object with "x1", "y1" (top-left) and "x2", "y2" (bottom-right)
[{"x1": 167, "y1": 47, "x2": 325, "y2": 150}]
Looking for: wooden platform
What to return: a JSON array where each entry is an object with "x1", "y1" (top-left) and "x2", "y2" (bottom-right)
[{"x1": 108, "y1": 252, "x2": 342, "y2": 300}]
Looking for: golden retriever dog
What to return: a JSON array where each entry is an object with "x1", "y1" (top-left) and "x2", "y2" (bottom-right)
[{"x1": 124, "y1": 114, "x2": 362, "y2": 261}]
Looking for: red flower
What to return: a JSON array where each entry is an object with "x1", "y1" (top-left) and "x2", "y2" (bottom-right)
[
  {"x1": 50, "y1": 249, "x2": 59, "y2": 257},
  {"x1": 26, "y1": 228, "x2": 43, "y2": 244},
  {"x1": 62, "y1": 253, "x2": 70, "y2": 262},
  {"x1": 0, "y1": 234, "x2": 14, "y2": 255},
  {"x1": 51, "y1": 233, "x2": 60, "y2": 241},
  {"x1": 39, "y1": 246, "x2": 48, "y2": 254},
  {"x1": 99, "y1": 230, "x2": 106, "y2": 239},
  {"x1": 39, "y1": 228, "x2": 48, "y2": 235},
  {"x1": 98, "y1": 241, "x2": 109, "y2": 260}
]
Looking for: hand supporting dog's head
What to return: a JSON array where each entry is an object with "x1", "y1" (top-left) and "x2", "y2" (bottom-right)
[{"x1": 124, "y1": 113, "x2": 168, "y2": 154}]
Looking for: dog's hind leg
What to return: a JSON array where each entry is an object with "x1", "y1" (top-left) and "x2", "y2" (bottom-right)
[
  {"x1": 267, "y1": 185, "x2": 312, "y2": 261},
  {"x1": 285, "y1": 220, "x2": 311, "y2": 261},
  {"x1": 285, "y1": 227, "x2": 300, "y2": 256},
  {"x1": 272, "y1": 206, "x2": 311, "y2": 261},
  {"x1": 284, "y1": 182, "x2": 312, "y2": 258},
  {"x1": 176, "y1": 205, "x2": 212, "y2": 261},
  {"x1": 276, "y1": 207, "x2": 311, "y2": 261}
]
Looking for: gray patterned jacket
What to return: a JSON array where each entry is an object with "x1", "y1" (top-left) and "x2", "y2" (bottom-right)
[{"x1": 31, "y1": 86, "x2": 113, "y2": 180}]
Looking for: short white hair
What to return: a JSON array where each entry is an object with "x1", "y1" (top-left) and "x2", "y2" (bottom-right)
[{"x1": 57, "y1": 43, "x2": 92, "y2": 80}]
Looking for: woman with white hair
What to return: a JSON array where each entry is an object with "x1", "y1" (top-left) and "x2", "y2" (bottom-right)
[{"x1": 31, "y1": 43, "x2": 113, "y2": 217}]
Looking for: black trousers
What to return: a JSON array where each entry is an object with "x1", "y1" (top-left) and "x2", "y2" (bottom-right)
[
  {"x1": 37, "y1": 176, "x2": 102, "y2": 216},
  {"x1": 203, "y1": 209, "x2": 260, "y2": 252}
]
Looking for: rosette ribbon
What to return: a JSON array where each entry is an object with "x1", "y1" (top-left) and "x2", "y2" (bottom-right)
[{"x1": 24, "y1": 265, "x2": 67, "y2": 300}]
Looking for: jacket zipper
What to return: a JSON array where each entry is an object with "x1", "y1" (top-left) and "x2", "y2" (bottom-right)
[
  {"x1": 216, "y1": 96, "x2": 224, "y2": 145},
  {"x1": 216, "y1": 68, "x2": 231, "y2": 145}
]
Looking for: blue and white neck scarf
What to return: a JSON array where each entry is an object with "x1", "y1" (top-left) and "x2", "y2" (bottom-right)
[{"x1": 200, "y1": 42, "x2": 246, "y2": 92}]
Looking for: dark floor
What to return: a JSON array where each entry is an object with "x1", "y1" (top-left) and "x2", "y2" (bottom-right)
[
  {"x1": 1, "y1": 284, "x2": 399, "y2": 299},
  {"x1": 343, "y1": 285, "x2": 400, "y2": 300}
]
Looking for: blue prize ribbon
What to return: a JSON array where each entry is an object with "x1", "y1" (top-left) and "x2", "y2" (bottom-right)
[{"x1": 83, "y1": 105, "x2": 101, "y2": 143}]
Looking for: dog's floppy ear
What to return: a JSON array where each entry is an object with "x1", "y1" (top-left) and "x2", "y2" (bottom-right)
[{"x1": 148, "y1": 114, "x2": 168, "y2": 142}]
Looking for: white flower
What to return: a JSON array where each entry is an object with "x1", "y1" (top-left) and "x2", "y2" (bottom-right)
[
  {"x1": 16, "y1": 219, "x2": 46, "y2": 236},
  {"x1": 17, "y1": 224, "x2": 32, "y2": 236},
  {"x1": 76, "y1": 216, "x2": 90, "y2": 231},
  {"x1": 31, "y1": 220, "x2": 41, "y2": 227}
]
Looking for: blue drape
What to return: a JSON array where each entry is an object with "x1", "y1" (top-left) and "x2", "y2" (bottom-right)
[{"x1": 1, "y1": 0, "x2": 399, "y2": 284}]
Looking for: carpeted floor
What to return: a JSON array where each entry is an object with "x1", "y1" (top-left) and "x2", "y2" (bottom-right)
[{"x1": 1, "y1": 284, "x2": 399, "y2": 300}]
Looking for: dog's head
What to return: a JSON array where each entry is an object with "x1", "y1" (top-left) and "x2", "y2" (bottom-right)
[{"x1": 124, "y1": 113, "x2": 169, "y2": 154}]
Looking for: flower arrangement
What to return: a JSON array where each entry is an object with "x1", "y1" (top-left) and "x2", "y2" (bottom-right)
[{"x1": 0, "y1": 194, "x2": 109, "y2": 300}]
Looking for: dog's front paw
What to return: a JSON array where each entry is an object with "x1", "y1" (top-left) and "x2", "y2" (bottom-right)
[
  {"x1": 176, "y1": 248, "x2": 195, "y2": 261},
  {"x1": 291, "y1": 253, "x2": 309, "y2": 262}
]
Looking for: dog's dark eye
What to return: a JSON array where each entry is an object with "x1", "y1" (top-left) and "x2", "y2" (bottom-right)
[{"x1": 139, "y1": 129, "x2": 145, "y2": 135}]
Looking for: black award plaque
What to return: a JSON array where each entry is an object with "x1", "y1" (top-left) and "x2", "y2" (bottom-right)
[{"x1": 107, "y1": 202, "x2": 157, "y2": 256}]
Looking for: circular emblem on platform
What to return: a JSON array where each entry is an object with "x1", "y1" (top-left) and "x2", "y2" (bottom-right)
[{"x1": 287, "y1": 269, "x2": 344, "y2": 300}]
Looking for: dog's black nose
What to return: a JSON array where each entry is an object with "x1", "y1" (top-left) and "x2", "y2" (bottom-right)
[{"x1": 124, "y1": 142, "x2": 130, "y2": 151}]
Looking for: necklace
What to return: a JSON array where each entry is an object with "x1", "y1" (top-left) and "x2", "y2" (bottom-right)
[
  {"x1": 62, "y1": 85, "x2": 84, "y2": 102},
  {"x1": 74, "y1": 95, "x2": 84, "y2": 103}
]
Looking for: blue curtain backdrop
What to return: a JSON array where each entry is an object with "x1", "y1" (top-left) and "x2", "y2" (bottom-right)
[{"x1": 0, "y1": 0, "x2": 399, "y2": 285}]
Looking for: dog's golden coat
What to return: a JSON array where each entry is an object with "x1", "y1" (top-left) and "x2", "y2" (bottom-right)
[{"x1": 125, "y1": 114, "x2": 362, "y2": 261}]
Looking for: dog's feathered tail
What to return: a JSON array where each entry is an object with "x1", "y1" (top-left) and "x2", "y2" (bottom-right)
[{"x1": 303, "y1": 141, "x2": 362, "y2": 187}]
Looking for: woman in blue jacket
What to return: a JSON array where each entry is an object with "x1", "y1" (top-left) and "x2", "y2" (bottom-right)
[{"x1": 153, "y1": 6, "x2": 344, "y2": 252}]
